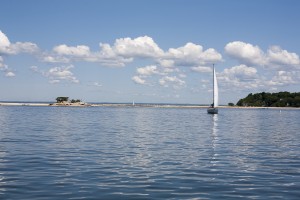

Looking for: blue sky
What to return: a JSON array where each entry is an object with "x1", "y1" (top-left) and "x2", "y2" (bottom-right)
[{"x1": 1, "y1": 0, "x2": 300, "y2": 104}]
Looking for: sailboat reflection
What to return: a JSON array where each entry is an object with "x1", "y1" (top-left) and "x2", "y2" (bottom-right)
[{"x1": 210, "y1": 114, "x2": 218, "y2": 166}]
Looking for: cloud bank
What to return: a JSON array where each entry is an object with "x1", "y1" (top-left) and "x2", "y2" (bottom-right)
[
  {"x1": 223, "y1": 41, "x2": 300, "y2": 90},
  {"x1": 225, "y1": 41, "x2": 300, "y2": 69},
  {"x1": 1, "y1": 30, "x2": 300, "y2": 94},
  {"x1": 0, "y1": 31, "x2": 38, "y2": 77}
]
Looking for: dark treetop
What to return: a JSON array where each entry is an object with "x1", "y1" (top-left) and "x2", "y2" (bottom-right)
[{"x1": 237, "y1": 92, "x2": 300, "y2": 107}]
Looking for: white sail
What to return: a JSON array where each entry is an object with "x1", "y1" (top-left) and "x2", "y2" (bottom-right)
[
  {"x1": 213, "y1": 66, "x2": 218, "y2": 107},
  {"x1": 207, "y1": 65, "x2": 219, "y2": 114}
]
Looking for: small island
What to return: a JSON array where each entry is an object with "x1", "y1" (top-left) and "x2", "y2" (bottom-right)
[
  {"x1": 236, "y1": 92, "x2": 300, "y2": 107},
  {"x1": 50, "y1": 97, "x2": 90, "y2": 107}
]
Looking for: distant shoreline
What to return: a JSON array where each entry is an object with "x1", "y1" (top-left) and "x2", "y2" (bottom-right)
[{"x1": 0, "y1": 102, "x2": 299, "y2": 110}]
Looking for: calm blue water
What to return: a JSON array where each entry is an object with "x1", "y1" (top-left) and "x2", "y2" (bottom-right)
[{"x1": 0, "y1": 106, "x2": 299, "y2": 199}]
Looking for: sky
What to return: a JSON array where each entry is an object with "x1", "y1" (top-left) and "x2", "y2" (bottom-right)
[{"x1": 1, "y1": 0, "x2": 300, "y2": 104}]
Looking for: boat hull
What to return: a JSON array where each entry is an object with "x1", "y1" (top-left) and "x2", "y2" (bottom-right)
[{"x1": 207, "y1": 107, "x2": 218, "y2": 114}]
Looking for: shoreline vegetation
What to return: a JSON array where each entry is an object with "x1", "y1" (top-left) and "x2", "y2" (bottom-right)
[
  {"x1": 0, "y1": 102, "x2": 299, "y2": 110},
  {"x1": 237, "y1": 92, "x2": 300, "y2": 107}
]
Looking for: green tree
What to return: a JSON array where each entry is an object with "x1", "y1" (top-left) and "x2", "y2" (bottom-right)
[
  {"x1": 236, "y1": 92, "x2": 300, "y2": 107},
  {"x1": 56, "y1": 97, "x2": 69, "y2": 103},
  {"x1": 71, "y1": 99, "x2": 81, "y2": 103}
]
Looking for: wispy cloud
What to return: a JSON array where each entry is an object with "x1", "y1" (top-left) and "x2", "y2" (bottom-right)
[
  {"x1": 191, "y1": 66, "x2": 212, "y2": 73},
  {"x1": 0, "y1": 56, "x2": 15, "y2": 77},
  {"x1": 30, "y1": 65, "x2": 79, "y2": 84},
  {"x1": 159, "y1": 76, "x2": 186, "y2": 89}
]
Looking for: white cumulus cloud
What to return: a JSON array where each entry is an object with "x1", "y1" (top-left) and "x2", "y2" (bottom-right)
[
  {"x1": 43, "y1": 35, "x2": 223, "y2": 72},
  {"x1": 267, "y1": 46, "x2": 300, "y2": 67},
  {"x1": 113, "y1": 36, "x2": 164, "y2": 58},
  {"x1": 53, "y1": 44, "x2": 91, "y2": 57},
  {"x1": 5, "y1": 71, "x2": 15, "y2": 77},
  {"x1": 0, "y1": 30, "x2": 39, "y2": 55},
  {"x1": 157, "y1": 59, "x2": 175, "y2": 68},
  {"x1": 225, "y1": 41, "x2": 300, "y2": 70},
  {"x1": 224, "y1": 41, "x2": 300, "y2": 91},
  {"x1": 225, "y1": 41, "x2": 265, "y2": 66},
  {"x1": 136, "y1": 65, "x2": 159, "y2": 76},
  {"x1": 132, "y1": 76, "x2": 146, "y2": 85},
  {"x1": 223, "y1": 64, "x2": 257, "y2": 79},
  {"x1": 0, "y1": 31, "x2": 11, "y2": 54},
  {"x1": 10, "y1": 42, "x2": 39, "y2": 54},
  {"x1": 218, "y1": 64, "x2": 262, "y2": 89},
  {"x1": 41, "y1": 54, "x2": 70, "y2": 63},
  {"x1": 47, "y1": 42, "x2": 133, "y2": 67},
  {"x1": 268, "y1": 70, "x2": 300, "y2": 86},
  {"x1": 166, "y1": 43, "x2": 222, "y2": 66},
  {"x1": 0, "y1": 30, "x2": 39, "y2": 77}
]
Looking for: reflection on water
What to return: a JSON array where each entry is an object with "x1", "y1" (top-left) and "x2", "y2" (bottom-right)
[
  {"x1": 0, "y1": 106, "x2": 299, "y2": 199},
  {"x1": 210, "y1": 114, "x2": 218, "y2": 167}
]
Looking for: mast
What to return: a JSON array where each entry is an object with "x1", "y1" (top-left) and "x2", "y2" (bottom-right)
[{"x1": 212, "y1": 64, "x2": 215, "y2": 108}]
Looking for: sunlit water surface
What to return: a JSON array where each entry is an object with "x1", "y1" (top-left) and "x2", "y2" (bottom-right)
[{"x1": 0, "y1": 106, "x2": 299, "y2": 199}]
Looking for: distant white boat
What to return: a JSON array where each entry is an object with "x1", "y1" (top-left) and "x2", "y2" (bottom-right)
[{"x1": 207, "y1": 65, "x2": 218, "y2": 114}]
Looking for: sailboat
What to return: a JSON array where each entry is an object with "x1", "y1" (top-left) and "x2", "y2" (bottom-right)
[{"x1": 207, "y1": 65, "x2": 218, "y2": 114}]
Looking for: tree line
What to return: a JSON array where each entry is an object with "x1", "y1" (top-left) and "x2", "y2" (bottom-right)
[
  {"x1": 236, "y1": 92, "x2": 300, "y2": 107},
  {"x1": 56, "y1": 97, "x2": 82, "y2": 103}
]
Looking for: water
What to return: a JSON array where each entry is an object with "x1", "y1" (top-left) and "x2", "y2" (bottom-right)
[{"x1": 0, "y1": 106, "x2": 299, "y2": 199}]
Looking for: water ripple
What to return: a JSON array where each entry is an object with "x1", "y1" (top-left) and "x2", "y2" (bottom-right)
[{"x1": 0, "y1": 107, "x2": 299, "y2": 199}]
